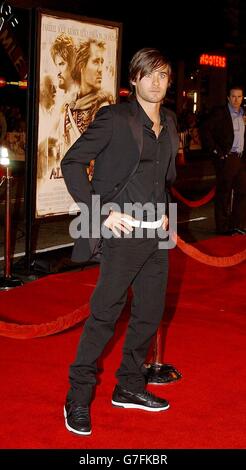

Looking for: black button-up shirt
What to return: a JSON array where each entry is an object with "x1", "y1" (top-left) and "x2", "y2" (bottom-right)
[{"x1": 115, "y1": 102, "x2": 172, "y2": 218}]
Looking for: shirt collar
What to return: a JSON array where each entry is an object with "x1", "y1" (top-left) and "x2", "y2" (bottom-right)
[
  {"x1": 228, "y1": 103, "x2": 244, "y2": 116},
  {"x1": 137, "y1": 101, "x2": 166, "y2": 127}
]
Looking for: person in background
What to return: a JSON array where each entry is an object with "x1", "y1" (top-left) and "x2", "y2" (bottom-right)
[
  {"x1": 62, "y1": 38, "x2": 114, "y2": 175},
  {"x1": 37, "y1": 74, "x2": 57, "y2": 178},
  {"x1": 49, "y1": 34, "x2": 79, "y2": 161},
  {"x1": 0, "y1": 105, "x2": 7, "y2": 143},
  {"x1": 61, "y1": 47, "x2": 179, "y2": 436},
  {"x1": 50, "y1": 33, "x2": 78, "y2": 100},
  {"x1": 201, "y1": 85, "x2": 246, "y2": 235},
  {"x1": 39, "y1": 74, "x2": 56, "y2": 115},
  {"x1": 67, "y1": 38, "x2": 114, "y2": 137}
]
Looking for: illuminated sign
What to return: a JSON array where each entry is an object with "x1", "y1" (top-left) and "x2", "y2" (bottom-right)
[
  {"x1": 0, "y1": 77, "x2": 27, "y2": 88},
  {"x1": 199, "y1": 54, "x2": 226, "y2": 68},
  {"x1": 0, "y1": 1, "x2": 27, "y2": 79},
  {"x1": 119, "y1": 88, "x2": 130, "y2": 97},
  {"x1": 0, "y1": 1, "x2": 18, "y2": 32}
]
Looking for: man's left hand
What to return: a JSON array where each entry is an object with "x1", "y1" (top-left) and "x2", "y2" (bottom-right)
[{"x1": 162, "y1": 215, "x2": 168, "y2": 231}]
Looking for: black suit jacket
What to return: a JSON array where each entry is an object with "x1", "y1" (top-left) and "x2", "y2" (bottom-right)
[
  {"x1": 201, "y1": 105, "x2": 246, "y2": 157},
  {"x1": 61, "y1": 100, "x2": 179, "y2": 262}
]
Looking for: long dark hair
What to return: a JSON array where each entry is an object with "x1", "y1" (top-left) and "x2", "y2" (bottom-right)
[
  {"x1": 72, "y1": 39, "x2": 106, "y2": 84},
  {"x1": 129, "y1": 48, "x2": 172, "y2": 93}
]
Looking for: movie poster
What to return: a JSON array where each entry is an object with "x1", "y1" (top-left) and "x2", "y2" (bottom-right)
[{"x1": 35, "y1": 11, "x2": 121, "y2": 217}]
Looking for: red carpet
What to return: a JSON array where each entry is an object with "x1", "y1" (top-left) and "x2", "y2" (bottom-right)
[{"x1": 0, "y1": 237, "x2": 245, "y2": 448}]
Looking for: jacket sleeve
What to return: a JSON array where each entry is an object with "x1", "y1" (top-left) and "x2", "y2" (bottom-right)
[
  {"x1": 200, "y1": 108, "x2": 224, "y2": 157},
  {"x1": 61, "y1": 106, "x2": 113, "y2": 206},
  {"x1": 165, "y1": 110, "x2": 179, "y2": 187}
]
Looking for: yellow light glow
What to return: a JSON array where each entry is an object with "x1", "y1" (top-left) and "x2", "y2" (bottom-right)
[{"x1": 0, "y1": 147, "x2": 10, "y2": 166}]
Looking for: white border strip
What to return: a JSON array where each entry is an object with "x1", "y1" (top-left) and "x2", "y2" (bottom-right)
[
  {"x1": 0, "y1": 218, "x2": 208, "y2": 261},
  {"x1": 178, "y1": 217, "x2": 207, "y2": 224},
  {"x1": 0, "y1": 243, "x2": 74, "y2": 261}
]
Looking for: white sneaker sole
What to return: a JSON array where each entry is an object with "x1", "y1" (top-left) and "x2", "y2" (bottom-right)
[
  {"x1": 64, "y1": 406, "x2": 92, "y2": 435},
  {"x1": 111, "y1": 400, "x2": 170, "y2": 412}
]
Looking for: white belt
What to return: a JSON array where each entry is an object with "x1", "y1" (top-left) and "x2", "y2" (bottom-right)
[{"x1": 121, "y1": 217, "x2": 163, "y2": 229}]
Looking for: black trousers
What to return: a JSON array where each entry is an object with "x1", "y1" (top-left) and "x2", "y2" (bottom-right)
[
  {"x1": 214, "y1": 154, "x2": 246, "y2": 232},
  {"x1": 68, "y1": 236, "x2": 168, "y2": 405}
]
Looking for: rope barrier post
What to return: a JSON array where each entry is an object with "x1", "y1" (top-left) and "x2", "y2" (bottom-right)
[
  {"x1": 0, "y1": 147, "x2": 23, "y2": 291},
  {"x1": 144, "y1": 326, "x2": 182, "y2": 385},
  {"x1": 176, "y1": 132, "x2": 186, "y2": 166},
  {"x1": 230, "y1": 188, "x2": 234, "y2": 214}
]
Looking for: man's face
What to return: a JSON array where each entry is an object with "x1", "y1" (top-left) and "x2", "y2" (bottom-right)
[
  {"x1": 228, "y1": 89, "x2": 243, "y2": 111},
  {"x1": 40, "y1": 76, "x2": 56, "y2": 110},
  {"x1": 82, "y1": 43, "x2": 104, "y2": 93},
  {"x1": 132, "y1": 65, "x2": 170, "y2": 104},
  {"x1": 54, "y1": 54, "x2": 72, "y2": 91}
]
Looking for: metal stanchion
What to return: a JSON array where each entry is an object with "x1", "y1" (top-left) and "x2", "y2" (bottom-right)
[
  {"x1": 145, "y1": 326, "x2": 182, "y2": 385},
  {"x1": 0, "y1": 147, "x2": 23, "y2": 290}
]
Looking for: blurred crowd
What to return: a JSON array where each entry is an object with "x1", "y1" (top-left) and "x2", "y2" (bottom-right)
[
  {"x1": 0, "y1": 104, "x2": 26, "y2": 138},
  {"x1": 0, "y1": 104, "x2": 26, "y2": 161}
]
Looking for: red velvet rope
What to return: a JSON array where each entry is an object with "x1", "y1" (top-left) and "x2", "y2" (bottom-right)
[
  {"x1": 0, "y1": 235, "x2": 245, "y2": 339},
  {"x1": 0, "y1": 303, "x2": 89, "y2": 339},
  {"x1": 176, "y1": 233, "x2": 246, "y2": 267},
  {"x1": 170, "y1": 186, "x2": 216, "y2": 207}
]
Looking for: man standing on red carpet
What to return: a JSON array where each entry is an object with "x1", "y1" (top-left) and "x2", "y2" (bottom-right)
[
  {"x1": 61, "y1": 48, "x2": 179, "y2": 435},
  {"x1": 201, "y1": 85, "x2": 246, "y2": 235}
]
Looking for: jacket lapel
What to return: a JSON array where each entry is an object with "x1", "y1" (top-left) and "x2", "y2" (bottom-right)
[
  {"x1": 166, "y1": 112, "x2": 179, "y2": 159},
  {"x1": 127, "y1": 101, "x2": 143, "y2": 157},
  {"x1": 127, "y1": 101, "x2": 178, "y2": 159}
]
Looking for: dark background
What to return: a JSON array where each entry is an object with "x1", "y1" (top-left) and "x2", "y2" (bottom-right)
[
  {"x1": 1, "y1": 0, "x2": 246, "y2": 86},
  {"x1": 1, "y1": 0, "x2": 245, "y2": 270}
]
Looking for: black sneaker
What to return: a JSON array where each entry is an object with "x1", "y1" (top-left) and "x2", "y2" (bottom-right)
[
  {"x1": 112, "y1": 385, "x2": 169, "y2": 412},
  {"x1": 64, "y1": 399, "x2": 91, "y2": 435}
]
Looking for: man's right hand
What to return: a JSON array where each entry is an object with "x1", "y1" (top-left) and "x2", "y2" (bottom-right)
[{"x1": 104, "y1": 211, "x2": 134, "y2": 237}]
